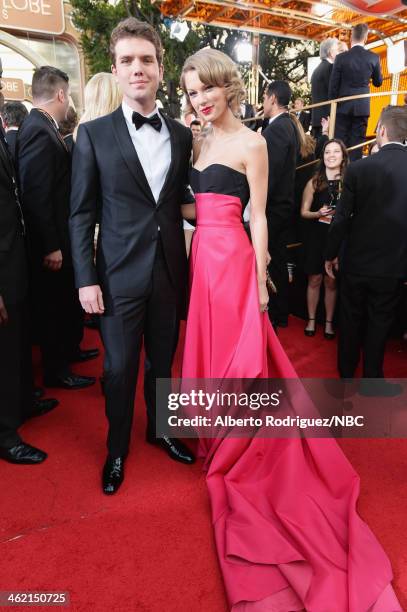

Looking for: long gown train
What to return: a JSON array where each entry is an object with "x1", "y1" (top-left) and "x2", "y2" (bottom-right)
[{"x1": 182, "y1": 164, "x2": 400, "y2": 611}]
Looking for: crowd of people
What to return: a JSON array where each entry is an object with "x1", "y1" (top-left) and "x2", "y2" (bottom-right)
[{"x1": 1, "y1": 14, "x2": 406, "y2": 610}]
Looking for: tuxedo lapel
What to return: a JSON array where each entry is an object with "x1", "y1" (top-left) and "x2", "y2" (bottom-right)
[
  {"x1": 111, "y1": 107, "x2": 155, "y2": 206},
  {"x1": 156, "y1": 114, "x2": 179, "y2": 208},
  {"x1": 32, "y1": 109, "x2": 70, "y2": 158},
  {"x1": 0, "y1": 128, "x2": 15, "y2": 179}
]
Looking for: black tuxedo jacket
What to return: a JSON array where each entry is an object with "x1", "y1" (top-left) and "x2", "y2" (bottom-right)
[
  {"x1": 328, "y1": 46, "x2": 383, "y2": 117},
  {"x1": 326, "y1": 144, "x2": 407, "y2": 279},
  {"x1": 5, "y1": 129, "x2": 17, "y2": 161},
  {"x1": 69, "y1": 107, "x2": 193, "y2": 306},
  {"x1": 262, "y1": 113, "x2": 299, "y2": 229},
  {"x1": 311, "y1": 59, "x2": 333, "y2": 128},
  {"x1": 0, "y1": 128, "x2": 27, "y2": 304},
  {"x1": 16, "y1": 108, "x2": 72, "y2": 265}
]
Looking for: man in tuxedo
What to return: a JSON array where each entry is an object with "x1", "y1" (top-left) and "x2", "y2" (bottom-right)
[
  {"x1": 310, "y1": 38, "x2": 339, "y2": 138},
  {"x1": 70, "y1": 18, "x2": 195, "y2": 495},
  {"x1": 325, "y1": 105, "x2": 407, "y2": 392},
  {"x1": 240, "y1": 99, "x2": 257, "y2": 130},
  {"x1": 262, "y1": 81, "x2": 299, "y2": 328},
  {"x1": 17, "y1": 67, "x2": 97, "y2": 391},
  {"x1": 293, "y1": 98, "x2": 310, "y2": 133},
  {"x1": 329, "y1": 23, "x2": 383, "y2": 160},
  {"x1": 0, "y1": 65, "x2": 57, "y2": 464},
  {"x1": 1, "y1": 101, "x2": 28, "y2": 161}
]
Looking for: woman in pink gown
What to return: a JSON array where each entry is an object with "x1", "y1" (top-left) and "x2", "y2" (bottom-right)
[{"x1": 180, "y1": 49, "x2": 400, "y2": 611}]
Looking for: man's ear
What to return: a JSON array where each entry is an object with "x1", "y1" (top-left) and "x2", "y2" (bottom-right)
[{"x1": 159, "y1": 63, "x2": 164, "y2": 82}]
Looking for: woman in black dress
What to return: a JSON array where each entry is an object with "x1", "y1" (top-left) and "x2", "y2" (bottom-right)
[{"x1": 301, "y1": 139, "x2": 348, "y2": 338}]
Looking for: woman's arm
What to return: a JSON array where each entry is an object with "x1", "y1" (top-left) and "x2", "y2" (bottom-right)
[
  {"x1": 245, "y1": 135, "x2": 269, "y2": 312},
  {"x1": 300, "y1": 179, "x2": 331, "y2": 219}
]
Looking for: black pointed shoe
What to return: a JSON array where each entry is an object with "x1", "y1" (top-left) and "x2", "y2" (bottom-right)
[
  {"x1": 0, "y1": 442, "x2": 47, "y2": 464},
  {"x1": 26, "y1": 398, "x2": 59, "y2": 419},
  {"x1": 69, "y1": 348, "x2": 100, "y2": 363},
  {"x1": 44, "y1": 373, "x2": 96, "y2": 390},
  {"x1": 102, "y1": 455, "x2": 125, "y2": 495},
  {"x1": 146, "y1": 434, "x2": 195, "y2": 465}
]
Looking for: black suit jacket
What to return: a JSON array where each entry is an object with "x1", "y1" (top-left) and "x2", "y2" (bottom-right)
[
  {"x1": 311, "y1": 59, "x2": 333, "y2": 128},
  {"x1": 241, "y1": 103, "x2": 257, "y2": 130},
  {"x1": 326, "y1": 144, "x2": 407, "y2": 279},
  {"x1": 297, "y1": 110, "x2": 311, "y2": 133},
  {"x1": 16, "y1": 108, "x2": 72, "y2": 264},
  {"x1": 5, "y1": 129, "x2": 17, "y2": 161},
  {"x1": 0, "y1": 128, "x2": 27, "y2": 304},
  {"x1": 328, "y1": 46, "x2": 383, "y2": 117},
  {"x1": 69, "y1": 107, "x2": 193, "y2": 308},
  {"x1": 262, "y1": 113, "x2": 299, "y2": 230}
]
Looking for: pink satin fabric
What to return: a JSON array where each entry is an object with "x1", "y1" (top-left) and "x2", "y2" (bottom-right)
[{"x1": 182, "y1": 193, "x2": 401, "y2": 611}]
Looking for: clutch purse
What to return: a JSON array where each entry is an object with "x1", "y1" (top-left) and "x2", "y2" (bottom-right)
[{"x1": 266, "y1": 270, "x2": 277, "y2": 294}]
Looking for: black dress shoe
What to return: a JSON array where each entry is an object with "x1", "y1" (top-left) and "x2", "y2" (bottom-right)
[
  {"x1": 359, "y1": 379, "x2": 402, "y2": 397},
  {"x1": 69, "y1": 348, "x2": 100, "y2": 363},
  {"x1": 102, "y1": 455, "x2": 125, "y2": 495},
  {"x1": 33, "y1": 386, "x2": 44, "y2": 400},
  {"x1": 27, "y1": 398, "x2": 59, "y2": 419},
  {"x1": 44, "y1": 373, "x2": 96, "y2": 390},
  {"x1": 146, "y1": 434, "x2": 195, "y2": 465},
  {"x1": 0, "y1": 442, "x2": 47, "y2": 464}
]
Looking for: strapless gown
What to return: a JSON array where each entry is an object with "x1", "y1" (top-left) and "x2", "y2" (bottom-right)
[{"x1": 182, "y1": 164, "x2": 401, "y2": 611}]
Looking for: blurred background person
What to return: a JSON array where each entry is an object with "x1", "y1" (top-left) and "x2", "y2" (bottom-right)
[
  {"x1": 74, "y1": 72, "x2": 122, "y2": 140},
  {"x1": 310, "y1": 38, "x2": 339, "y2": 138},
  {"x1": 338, "y1": 41, "x2": 349, "y2": 53},
  {"x1": 301, "y1": 138, "x2": 348, "y2": 339},
  {"x1": 239, "y1": 96, "x2": 257, "y2": 130},
  {"x1": 59, "y1": 106, "x2": 78, "y2": 152},
  {"x1": 329, "y1": 23, "x2": 383, "y2": 160},
  {"x1": 293, "y1": 97, "x2": 310, "y2": 133},
  {"x1": 1, "y1": 101, "x2": 28, "y2": 160},
  {"x1": 189, "y1": 119, "x2": 202, "y2": 139},
  {"x1": 17, "y1": 66, "x2": 97, "y2": 390}
]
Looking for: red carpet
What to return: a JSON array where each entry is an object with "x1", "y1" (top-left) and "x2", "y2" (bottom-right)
[{"x1": 1, "y1": 316, "x2": 406, "y2": 611}]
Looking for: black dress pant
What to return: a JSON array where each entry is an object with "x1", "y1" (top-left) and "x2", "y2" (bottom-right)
[
  {"x1": 0, "y1": 301, "x2": 33, "y2": 448},
  {"x1": 338, "y1": 273, "x2": 401, "y2": 378},
  {"x1": 268, "y1": 224, "x2": 290, "y2": 325},
  {"x1": 100, "y1": 240, "x2": 180, "y2": 457},
  {"x1": 31, "y1": 264, "x2": 84, "y2": 379},
  {"x1": 334, "y1": 114, "x2": 368, "y2": 161}
]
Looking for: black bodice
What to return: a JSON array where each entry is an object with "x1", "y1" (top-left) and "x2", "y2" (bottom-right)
[{"x1": 190, "y1": 164, "x2": 250, "y2": 207}]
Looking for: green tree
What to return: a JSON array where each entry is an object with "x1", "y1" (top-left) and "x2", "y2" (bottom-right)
[{"x1": 70, "y1": 0, "x2": 316, "y2": 115}]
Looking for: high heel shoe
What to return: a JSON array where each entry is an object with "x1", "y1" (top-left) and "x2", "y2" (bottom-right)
[
  {"x1": 304, "y1": 318, "x2": 316, "y2": 337},
  {"x1": 324, "y1": 320, "x2": 336, "y2": 340}
]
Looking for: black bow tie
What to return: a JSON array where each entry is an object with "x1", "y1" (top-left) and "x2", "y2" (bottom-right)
[{"x1": 132, "y1": 111, "x2": 162, "y2": 132}]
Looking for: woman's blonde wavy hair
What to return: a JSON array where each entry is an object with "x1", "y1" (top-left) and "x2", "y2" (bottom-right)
[
  {"x1": 74, "y1": 72, "x2": 122, "y2": 139},
  {"x1": 180, "y1": 48, "x2": 246, "y2": 117}
]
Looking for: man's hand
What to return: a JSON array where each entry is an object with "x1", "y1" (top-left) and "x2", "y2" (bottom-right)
[
  {"x1": 79, "y1": 285, "x2": 105, "y2": 314},
  {"x1": 43, "y1": 249, "x2": 63, "y2": 271},
  {"x1": 325, "y1": 257, "x2": 339, "y2": 279},
  {"x1": 0, "y1": 295, "x2": 9, "y2": 325}
]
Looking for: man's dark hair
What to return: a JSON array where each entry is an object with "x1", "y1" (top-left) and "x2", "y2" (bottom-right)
[
  {"x1": 190, "y1": 120, "x2": 201, "y2": 128},
  {"x1": 379, "y1": 105, "x2": 407, "y2": 143},
  {"x1": 110, "y1": 17, "x2": 163, "y2": 66},
  {"x1": 32, "y1": 66, "x2": 69, "y2": 101},
  {"x1": 352, "y1": 23, "x2": 368, "y2": 43},
  {"x1": 1, "y1": 101, "x2": 28, "y2": 128},
  {"x1": 266, "y1": 80, "x2": 291, "y2": 108}
]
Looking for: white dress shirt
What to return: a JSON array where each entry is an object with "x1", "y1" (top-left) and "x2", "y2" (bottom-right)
[
  {"x1": 268, "y1": 110, "x2": 287, "y2": 126},
  {"x1": 122, "y1": 100, "x2": 171, "y2": 203}
]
